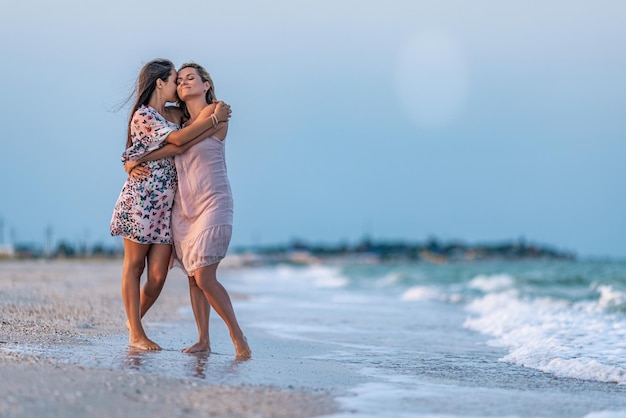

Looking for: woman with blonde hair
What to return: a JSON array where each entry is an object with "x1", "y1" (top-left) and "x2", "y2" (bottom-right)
[{"x1": 173, "y1": 62, "x2": 250, "y2": 359}]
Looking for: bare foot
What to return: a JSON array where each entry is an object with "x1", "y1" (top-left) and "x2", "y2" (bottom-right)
[
  {"x1": 234, "y1": 336, "x2": 251, "y2": 360},
  {"x1": 129, "y1": 335, "x2": 161, "y2": 351},
  {"x1": 181, "y1": 341, "x2": 211, "y2": 354}
]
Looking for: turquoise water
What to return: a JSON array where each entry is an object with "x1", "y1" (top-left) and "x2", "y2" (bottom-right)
[
  {"x1": 228, "y1": 259, "x2": 626, "y2": 417},
  {"x1": 282, "y1": 259, "x2": 626, "y2": 384}
]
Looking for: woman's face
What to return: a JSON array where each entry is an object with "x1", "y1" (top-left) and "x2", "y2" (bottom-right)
[{"x1": 176, "y1": 67, "x2": 209, "y2": 102}]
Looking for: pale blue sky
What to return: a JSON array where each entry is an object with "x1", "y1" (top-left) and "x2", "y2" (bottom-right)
[{"x1": 1, "y1": 1, "x2": 624, "y2": 258}]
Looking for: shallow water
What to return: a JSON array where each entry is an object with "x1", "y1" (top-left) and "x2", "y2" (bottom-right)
[{"x1": 4, "y1": 259, "x2": 626, "y2": 417}]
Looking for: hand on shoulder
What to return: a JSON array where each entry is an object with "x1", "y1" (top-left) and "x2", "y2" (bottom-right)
[
  {"x1": 213, "y1": 101, "x2": 231, "y2": 123},
  {"x1": 198, "y1": 102, "x2": 219, "y2": 119}
]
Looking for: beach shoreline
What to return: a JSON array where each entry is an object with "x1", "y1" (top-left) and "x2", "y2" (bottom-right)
[
  {"x1": 0, "y1": 259, "x2": 339, "y2": 418},
  {"x1": 4, "y1": 259, "x2": 626, "y2": 418}
]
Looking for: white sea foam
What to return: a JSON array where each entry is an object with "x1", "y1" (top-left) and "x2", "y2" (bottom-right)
[
  {"x1": 277, "y1": 264, "x2": 349, "y2": 288},
  {"x1": 595, "y1": 284, "x2": 626, "y2": 310},
  {"x1": 468, "y1": 273, "x2": 515, "y2": 292},
  {"x1": 234, "y1": 264, "x2": 349, "y2": 294},
  {"x1": 400, "y1": 285, "x2": 463, "y2": 304},
  {"x1": 401, "y1": 286, "x2": 445, "y2": 301},
  {"x1": 464, "y1": 290, "x2": 626, "y2": 384}
]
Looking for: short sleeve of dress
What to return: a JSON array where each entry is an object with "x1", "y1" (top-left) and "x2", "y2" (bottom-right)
[{"x1": 121, "y1": 106, "x2": 175, "y2": 163}]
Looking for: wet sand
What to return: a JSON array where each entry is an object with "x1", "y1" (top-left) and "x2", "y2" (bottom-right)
[
  {"x1": 6, "y1": 259, "x2": 626, "y2": 418},
  {"x1": 0, "y1": 259, "x2": 338, "y2": 418}
]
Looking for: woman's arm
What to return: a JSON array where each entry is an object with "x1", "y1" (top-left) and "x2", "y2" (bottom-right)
[
  {"x1": 165, "y1": 101, "x2": 230, "y2": 146},
  {"x1": 125, "y1": 122, "x2": 226, "y2": 175},
  {"x1": 214, "y1": 121, "x2": 229, "y2": 141},
  {"x1": 125, "y1": 102, "x2": 230, "y2": 176}
]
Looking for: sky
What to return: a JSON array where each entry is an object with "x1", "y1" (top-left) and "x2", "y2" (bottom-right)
[{"x1": 0, "y1": 0, "x2": 624, "y2": 258}]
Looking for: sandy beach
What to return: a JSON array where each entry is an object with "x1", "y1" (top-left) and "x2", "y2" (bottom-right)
[
  {"x1": 0, "y1": 259, "x2": 337, "y2": 418},
  {"x1": 4, "y1": 258, "x2": 626, "y2": 418}
]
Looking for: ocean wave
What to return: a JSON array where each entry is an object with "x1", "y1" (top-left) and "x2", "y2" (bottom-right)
[
  {"x1": 468, "y1": 273, "x2": 516, "y2": 292},
  {"x1": 464, "y1": 290, "x2": 626, "y2": 384},
  {"x1": 400, "y1": 285, "x2": 462, "y2": 303},
  {"x1": 400, "y1": 286, "x2": 444, "y2": 301},
  {"x1": 290, "y1": 264, "x2": 350, "y2": 289},
  {"x1": 251, "y1": 264, "x2": 350, "y2": 289},
  {"x1": 595, "y1": 284, "x2": 626, "y2": 311}
]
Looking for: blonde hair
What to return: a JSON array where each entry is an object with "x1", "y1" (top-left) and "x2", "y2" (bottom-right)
[{"x1": 177, "y1": 62, "x2": 215, "y2": 120}]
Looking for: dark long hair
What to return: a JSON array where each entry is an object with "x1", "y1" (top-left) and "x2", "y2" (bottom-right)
[
  {"x1": 176, "y1": 62, "x2": 215, "y2": 121},
  {"x1": 125, "y1": 59, "x2": 175, "y2": 148}
]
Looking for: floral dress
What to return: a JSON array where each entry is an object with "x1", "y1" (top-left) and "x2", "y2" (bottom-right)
[{"x1": 110, "y1": 105, "x2": 179, "y2": 244}]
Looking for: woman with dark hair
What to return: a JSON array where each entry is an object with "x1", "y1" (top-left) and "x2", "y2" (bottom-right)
[{"x1": 110, "y1": 58, "x2": 230, "y2": 351}]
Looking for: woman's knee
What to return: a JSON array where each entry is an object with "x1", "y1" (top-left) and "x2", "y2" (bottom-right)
[
  {"x1": 195, "y1": 271, "x2": 219, "y2": 291},
  {"x1": 147, "y1": 266, "x2": 168, "y2": 288},
  {"x1": 124, "y1": 259, "x2": 146, "y2": 279}
]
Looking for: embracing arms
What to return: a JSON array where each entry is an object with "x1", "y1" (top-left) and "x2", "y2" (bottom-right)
[
  {"x1": 127, "y1": 121, "x2": 226, "y2": 167},
  {"x1": 164, "y1": 101, "x2": 230, "y2": 146},
  {"x1": 125, "y1": 102, "x2": 230, "y2": 176}
]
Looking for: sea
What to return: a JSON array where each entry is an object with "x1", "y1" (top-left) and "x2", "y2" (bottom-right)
[
  {"x1": 229, "y1": 258, "x2": 626, "y2": 418},
  {"x1": 4, "y1": 257, "x2": 626, "y2": 417}
]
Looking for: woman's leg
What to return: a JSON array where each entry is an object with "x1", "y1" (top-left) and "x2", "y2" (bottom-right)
[
  {"x1": 122, "y1": 239, "x2": 161, "y2": 350},
  {"x1": 140, "y1": 244, "x2": 172, "y2": 317},
  {"x1": 181, "y1": 275, "x2": 212, "y2": 353},
  {"x1": 194, "y1": 263, "x2": 251, "y2": 359}
]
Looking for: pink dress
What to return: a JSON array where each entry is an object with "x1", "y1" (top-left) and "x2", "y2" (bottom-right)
[
  {"x1": 171, "y1": 134, "x2": 233, "y2": 275},
  {"x1": 110, "y1": 105, "x2": 179, "y2": 244}
]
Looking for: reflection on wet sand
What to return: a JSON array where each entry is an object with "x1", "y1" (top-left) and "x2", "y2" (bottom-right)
[
  {"x1": 188, "y1": 351, "x2": 210, "y2": 379},
  {"x1": 185, "y1": 351, "x2": 248, "y2": 380},
  {"x1": 123, "y1": 347, "x2": 212, "y2": 378},
  {"x1": 109, "y1": 339, "x2": 248, "y2": 383},
  {"x1": 124, "y1": 346, "x2": 149, "y2": 369}
]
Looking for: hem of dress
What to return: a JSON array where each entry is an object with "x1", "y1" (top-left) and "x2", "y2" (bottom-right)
[
  {"x1": 172, "y1": 223, "x2": 231, "y2": 276},
  {"x1": 112, "y1": 234, "x2": 173, "y2": 245},
  {"x1": 174, "y1": 223, "x2": 232, "y2": 244},
  {"x1": 172, "y1": 257, "x2": 224, "y2": 277},
  {"x1": 192, "y1": 257, "x2": 225, "y2": 273}
]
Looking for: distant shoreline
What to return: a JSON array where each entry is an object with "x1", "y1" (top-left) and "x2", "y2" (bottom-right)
[{"x1": 1, "y1": 237, "x2": 576, "y2": 265}]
